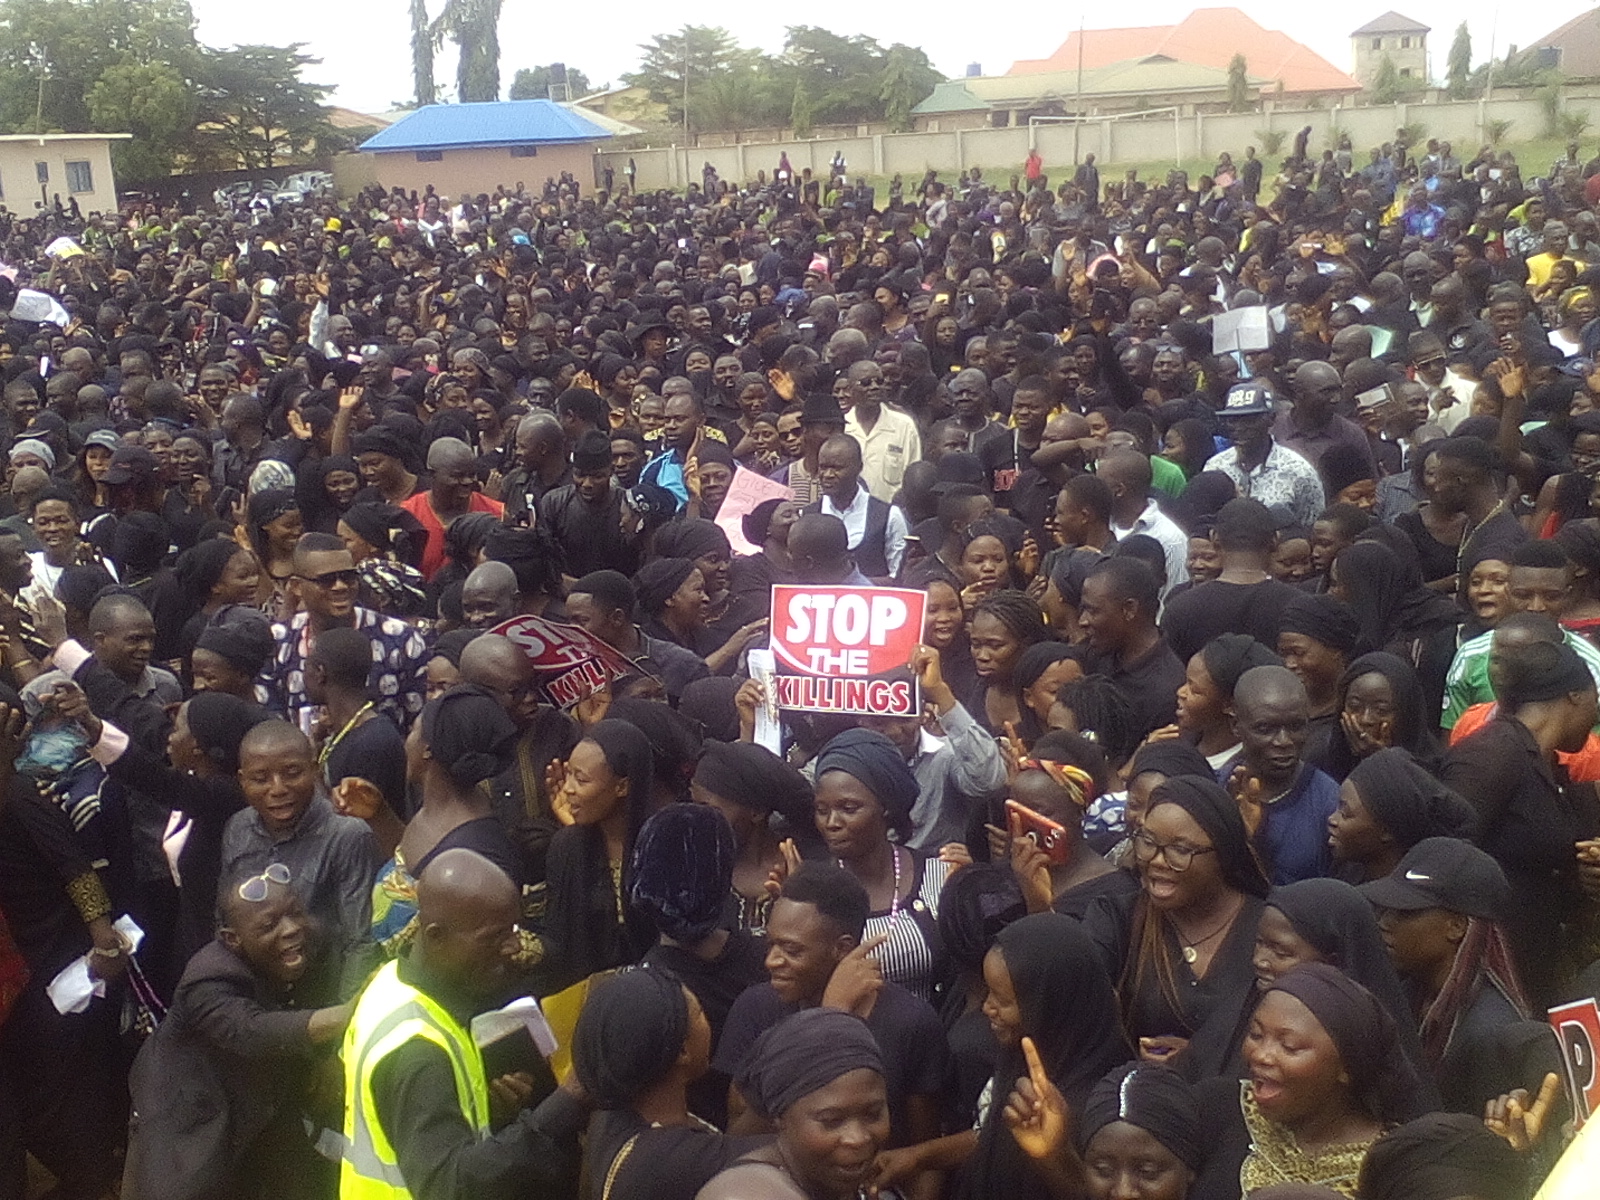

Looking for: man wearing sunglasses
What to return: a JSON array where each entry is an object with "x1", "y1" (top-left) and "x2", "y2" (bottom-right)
[
  {"x1": 124, "y1": 868, "x2": 353, "y2": 1200},
  {"x1": 263, "y1": 532, "x2": 428, "y2": 734}
]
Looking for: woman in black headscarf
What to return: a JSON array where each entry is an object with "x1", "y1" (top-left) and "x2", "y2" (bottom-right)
[
  {"x1": 1277, "y1": 592, "x2": 1361, "y2": 763},
  {"x1": 1082, "y1": 775, "x2": 1270, "y2": 1082},
  {"x1": 607, "y1": 697, "x2": 704, "y2": 806},
  {"x1": 191, "y1": 605, "x2": 276, "y2": 700},
  {"x1": 61, "y1": 688, "x2": 273, "y2": 962},
  {"x1": 634, "y1": 804, "x2": 769, "y2": 1127},
  {"x1": 173, "y1": 538, "x2": 263, "y2": 673},
  {"x1": 243, "y1": 487, "x2": 302, "y2": 612},
  {"x1": 576, "y1": 967, "x2": 763, "y2": 1200},
  {"x1": 296, "y1": 454, "x2": 360, "y2": 534},
  {"x1": 729, "y1": 497, "x2": 801, "y2": 618},
  {"x1": 1237, "y1": 963, "x2": 1427, "y2": 1196},
  {"x1": 337, "y1": 500, "x2": 427, "y2": 618},
  {"x1": 427, "y1": 510, "x2": 501, "y2": 605},
  {"x1": 539, "y1": 719, "x2": 656, "y2": 991},
  {"x1": 936, "y1": 864, "x2": 1029, "y2": 1126},
  {"x1": 813, "y1": 728, "x2": 950, "y2": 1004},
  {"x1": 1329, "y1": 747, "x2": 1476, "y2": 883},
  {"x1": 1175, "y1": 634, "x2": 1282, "y2": 770},
  {"x1": 655, "y1": 518, "x2": 742, "y2": 635},
  {"x1": 1319, "y1": 651, "x2": 1441, "y2": 782},
  {"x1": 1010, "y1": 642, "x2": 1083, "y2": 744},
  {"x1": 691, "y1": 739, "x2": 817, "y2": 933},
  {"x1": 873, "y1": 913, "x2": 1132, "y2": 1200},
  {"x1": 1358, "y1": 1112, "x2": 1525, "y2": 1200},
  {"x1": 700, "y1": 1009, "x2": 888, "y2": 1200},
  {"x1": 1328, "y1": 541, "x2": 1461, "y2": 725},
  {"x1": 1184, "y1": 877, "x2": 1435, "y2": 1108},
  {"x1": 1000, "y1": 1060, "x2": 1205, "y2": 1200}
]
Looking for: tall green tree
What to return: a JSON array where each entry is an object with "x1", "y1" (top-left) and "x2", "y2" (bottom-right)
[
  {"x1": 434, "y1": 0, "x2": 501, "y2": 101},
  {"x1": 409, "y1": 0, "x2": 438, "y2": 106},
  {"x1": 0, "y1": 0, "x2": 198, "y2": 134},
  {"x1": 509, "y1": 62, "x2": 591, "y2": 100},
  {"x1": 880, "y1": 44, "x2": 928, "y2": 132},
  {"x1": 87, "y1": 59, "x2": 192, "y2": 180},
  {"x1": 623, "y1": 26, "x2": 747, "y2": 133},
  {"x1": 1226, "y1": 53, "x2": 1249, "y2": 111},
  {"x1": 195, "y1": 43, "x2": 333, "y2": 170},
  {"x1": 1369, "y1": 54, "x2": 1402, "y2": 103},
  {"x1": 1445, "y1": 22, "x2": 1471, "y2": 98}
]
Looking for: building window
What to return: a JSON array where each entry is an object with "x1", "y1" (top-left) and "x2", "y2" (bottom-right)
[
  {"x1": 65, "y1": 160, "x2": 93, "y2": 194},
  {"x1": 1401, "y1": 36, "x2": 1412, "y2": 49},
  {"x1": 510, "y1": 145, "x2": 538, "y2": 158},
  {"x1": 415, "y1": 150, "x2": 443, "y2": 162},
  {"x1": 1400, "y1": 67, "x2": 1412, "y2": 76},
  {"x1": 1371, "y1": 37, "x2": 1382, "y2": 50},
  {"x1": 34, "y1": 161, "x2": 47, "y2": 185}
]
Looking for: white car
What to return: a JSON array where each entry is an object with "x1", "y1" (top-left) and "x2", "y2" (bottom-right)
[{"x1": 273, "y1": 171, "x2": 333, "y2": 205}]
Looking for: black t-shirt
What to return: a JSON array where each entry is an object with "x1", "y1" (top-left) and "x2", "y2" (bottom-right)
[
  {"x1": 1084, "y1": 638, "x2": 1186, "y2": 740},
  {"x1": 326, "y1": 713, "x2": 409, "y2": 820},
  {"x1": 1160, "y1": 578, "x2": 1304, "y2": 666},
  {"x1": 714, "y1": 982, "x2": 950, "y2": 1147}
]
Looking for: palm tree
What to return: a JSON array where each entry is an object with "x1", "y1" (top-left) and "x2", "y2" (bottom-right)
[
  {"x1": 409, "y1": 0, "x2": 438, "y2": 106},
  {"x1": 433, "y1": 0, "x2": 503, "y2": 102}
]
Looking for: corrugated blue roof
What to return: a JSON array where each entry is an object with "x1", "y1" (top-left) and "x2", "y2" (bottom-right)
[{"x1": 359, "y1": 100, "x2": 611, "y2": 152}]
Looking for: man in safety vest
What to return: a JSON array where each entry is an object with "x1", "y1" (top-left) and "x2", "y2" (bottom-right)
[{"x1": 340, "y1": 848, "x2": 585, "y2": 1199}]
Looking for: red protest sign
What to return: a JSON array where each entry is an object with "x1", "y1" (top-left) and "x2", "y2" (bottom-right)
[
  {"x1": 1550, "y1": 997, "x2": 1600, "y2": 1127},
  {"x1": 768, "y1": 585, "x2": 925, "y2": 716},
  {"x1": 489, "y1": 614, "x2": 636, "y2": 709}
]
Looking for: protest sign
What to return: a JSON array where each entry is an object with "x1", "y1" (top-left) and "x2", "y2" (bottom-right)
[
  {"x1": 768, "y1": 584, "x2": 925, "y2": 716},
  {"x1": 490, "y1": 614, "x2": 636, "y2": 709},
  {"x1": 1211, "y1": 306, "x2": 1270, "y2": 355},
  {"x1": 1550, "y1": 997, "x2": 1600, "y2": 1127},
  {"x1": 715, "y1": 466, "x2": 793, "y2": 556}
]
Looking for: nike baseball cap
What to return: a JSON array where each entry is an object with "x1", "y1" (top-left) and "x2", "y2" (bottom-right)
[{"x1": 1359, "y1": 837, "x2": 1511, "y2": 921}]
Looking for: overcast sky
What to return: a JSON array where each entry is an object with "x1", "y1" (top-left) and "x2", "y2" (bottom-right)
[{"x1": 186, "y1": 0, "x2": 1593, "y2": 116}]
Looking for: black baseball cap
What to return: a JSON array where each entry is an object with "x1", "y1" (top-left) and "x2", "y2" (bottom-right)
[
  {"x1": 1360, "y1": 837, "x2": 1511, "y2": 921},
  {"x1": 1218, "y1": 380, "x2": 1275, "y2": 418},
  {"x1": 103, "y1": 445, "x2": 159, "y2": 487}
]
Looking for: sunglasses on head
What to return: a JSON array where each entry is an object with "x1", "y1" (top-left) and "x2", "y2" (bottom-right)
[
  {"x1": 297, "y1": 568, "x2": 360, "y2": 589},
  {"x1": 238, "y1": 862, "x2": 291, "y2": 902}
]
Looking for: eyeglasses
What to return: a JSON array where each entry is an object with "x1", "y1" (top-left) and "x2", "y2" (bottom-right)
[
  {"x1": 238, "y1": 862, "x2": 291, "y2": 902},
  {"x1": 296, "y1": 568, "x2": 360, "y2": 589},
  {"x1": 1130, "y1": 830, "x2": 1217, "y2": 872}
]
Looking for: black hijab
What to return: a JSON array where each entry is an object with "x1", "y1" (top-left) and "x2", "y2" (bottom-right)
[
  {"x1": 1346, "y1": 747, "x2": 1476, "y2": 853},
  {"x1": 1266, "y1": 963, "x2": 1429, "y2": 1125},
  {"x1": 572, "y1": 966, "x2": 689, "y2": 1109},
  {"x1": 1078, "y1": 1063, "x2": 1203, "y2": 1169},
  {"x1": 1332, "y1": 542, "x2": 1460, "y2": 651},
  {"x1": 959, "y1": 914, "x2": 1132, "y2": 1200},
  {"x1": 1148, "y1": 776, "x2": 1270, "y2": 898},
  {"x1": 1323, "y1": 651, "x2": 1442, "y2": 781}
]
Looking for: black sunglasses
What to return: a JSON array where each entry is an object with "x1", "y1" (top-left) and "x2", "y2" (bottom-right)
[{"x1": 296, "y1": 569, "x2": 360, "y2": 589}]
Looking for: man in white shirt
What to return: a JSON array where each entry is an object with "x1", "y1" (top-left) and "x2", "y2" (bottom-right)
[
  {"x1": 1099, "y1": 449, "x2": 1188, "y2": 596},
  {"x1": 807, "y1": 434, "x2": 909, "y2": 580},
  {"x1": 842, "y1": 359, "x2": 920, "y2": 503}
]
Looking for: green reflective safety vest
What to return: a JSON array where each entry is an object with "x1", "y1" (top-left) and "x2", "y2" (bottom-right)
[{"x1": 340, "y1": 958, "x2": 491, "y2": 1200}]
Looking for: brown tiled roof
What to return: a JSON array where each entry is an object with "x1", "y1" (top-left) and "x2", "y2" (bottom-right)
[{"x1": 1009, "y1": 7, "x2": 1362, "y2": 94}]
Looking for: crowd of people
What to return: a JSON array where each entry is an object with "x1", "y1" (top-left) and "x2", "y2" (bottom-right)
[{"x1": 1, "y1": 128, "x2": 1598, "y2": 1200}]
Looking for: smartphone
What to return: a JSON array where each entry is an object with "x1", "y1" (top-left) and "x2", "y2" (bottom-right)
[{"x1": 1005, "y1": 799, "x2": 1070, "y2": 865}]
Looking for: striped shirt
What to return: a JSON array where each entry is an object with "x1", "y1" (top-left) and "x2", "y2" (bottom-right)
[
  {"x1": 1441, "y1": 626, "x2": 1600, "y2": 729},
  {"x1": 862, "y1": 852, "x2": 952, "y2": 1006}
]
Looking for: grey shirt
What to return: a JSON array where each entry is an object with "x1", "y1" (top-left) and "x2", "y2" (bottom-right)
[{"x1": 220, "y1": 793, "x2": 378, "y2": 991}]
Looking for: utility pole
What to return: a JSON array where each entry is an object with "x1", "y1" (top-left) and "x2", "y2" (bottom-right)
[
  {"x1": 682, "y1": 26, "x2": 691, "y2": 145},
  {"x1": 1484, "y1": 10, "x2": 1499, "y2": 98},
  {"x1": 30, "y1": 43, "x2": 47, "y2": 135},
  {"x1": 1073, "y1": 17, "x2": 1084, "y2": 165}
]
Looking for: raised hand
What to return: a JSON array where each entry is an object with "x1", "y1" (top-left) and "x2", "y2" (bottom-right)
[
  {"x1": 1003, "y1": 1037, "x2": 1071, "y2": 1162},
  {"x1": 1484, "y1": 1072, "x2": 1561, "y2": 1151},
  {"x1": 762, "y1": 837, "x2": 803, "y2": 899},
  {"x1": 821, "y1": 933, "x2": 888, "y2": 1017}
]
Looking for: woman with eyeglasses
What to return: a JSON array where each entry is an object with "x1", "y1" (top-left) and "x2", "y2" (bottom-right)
[{"x1": 1082, "y1": 775, "x2": 1270, "y2": 1082}]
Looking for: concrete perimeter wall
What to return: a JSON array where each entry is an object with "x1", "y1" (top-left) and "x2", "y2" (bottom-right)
[{"x1": 597, "y1": 92, "x2": 1600, "y2": 189}]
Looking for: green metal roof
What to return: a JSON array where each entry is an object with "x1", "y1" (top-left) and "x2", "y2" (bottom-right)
[{"x1": 912, "y1": 55, "x2": 1265, "y2": 114}]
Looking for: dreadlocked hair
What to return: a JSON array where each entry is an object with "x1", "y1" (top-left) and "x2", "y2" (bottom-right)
[
  {"x1": 972, "y1": 590, "x2": 1050, "y2": 651},
  {"x1": 1418, "y1": 917, "x2": 1530, "y2": 1070},
  {"x1": 1053, "y1": 674, "x2": 1141, "y2": 771}
]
